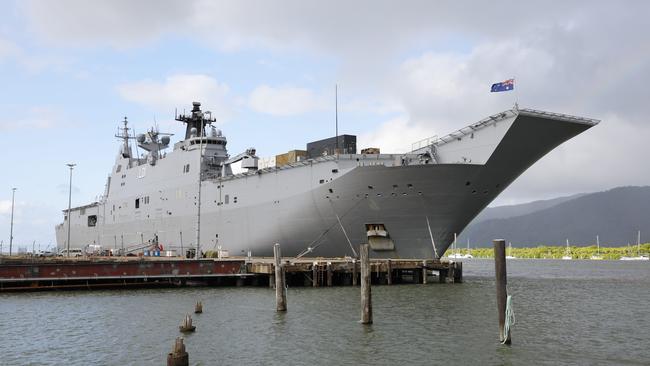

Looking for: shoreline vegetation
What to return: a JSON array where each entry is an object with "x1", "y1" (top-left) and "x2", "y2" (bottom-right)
[{"x1": 450, "y1": 243, "x2": 650, "y2": 260}]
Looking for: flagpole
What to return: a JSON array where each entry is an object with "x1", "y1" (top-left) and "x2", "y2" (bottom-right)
[{"x1": 513, "y1": 77, "x2": 519, "y2": 109}]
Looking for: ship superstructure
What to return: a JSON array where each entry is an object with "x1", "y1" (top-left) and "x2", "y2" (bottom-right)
[{"x1": 56, "y1": 102, "x2": 599, "y2": 258}]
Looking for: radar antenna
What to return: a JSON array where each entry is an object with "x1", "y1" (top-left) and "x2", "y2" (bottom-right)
[{"x1": 115, "y1": 117, "x2": 135, "y2": 159}]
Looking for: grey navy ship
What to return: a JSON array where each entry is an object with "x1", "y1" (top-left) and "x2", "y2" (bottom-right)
[{"x1": 55, "y1": 102, "x2": 599, "y2": 258}]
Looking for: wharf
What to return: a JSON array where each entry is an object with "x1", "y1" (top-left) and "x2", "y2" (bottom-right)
[{"x1": 0, "y1": 256, "x2": 462, "y2": 292}]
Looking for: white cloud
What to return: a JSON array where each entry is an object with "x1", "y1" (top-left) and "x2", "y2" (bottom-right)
[
  {"x1": 0, "y1": 200, "x2": 12, "y2": 215},
  {"x1": 117, "y1": 74, "x2": 231, "y2": 120},
  {"x1": 0, "y1": 106, "x2": 60, "y2": 131},
  {"x1": 357, "y1": 116, "x2": 435, "y2": 154},
  {"x1": 249, "y1": 85, "x2": 325, "y2": 116}
]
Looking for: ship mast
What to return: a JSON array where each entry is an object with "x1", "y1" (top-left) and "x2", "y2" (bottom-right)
[
  {"x1": 115, "y1": 117, "x2": 135, "y2": 166},
  {"x1": 175, "y1": 102, "x2": 215, "y2": 259}
]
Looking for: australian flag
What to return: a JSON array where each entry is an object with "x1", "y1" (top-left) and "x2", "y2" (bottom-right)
[{"x1": 491, "y1": 79, "x2": 514, "y2": 92}]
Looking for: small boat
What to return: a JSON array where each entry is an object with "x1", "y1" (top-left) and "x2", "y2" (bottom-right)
[
  {"x1": 620, "y1": 231, "x2": 649, "y2": 261},
  {"x1": 505, "y1": 242, "x2": 516, "y2": 259},
  {"x1": 562, "y1": 239, "x2": 572, "y2": 260},
  {"x1": 447, "y1": 233, "x2": 473, "y2": 259},
  {"x1": 590, "y1": 235, "x2": 603, "y2": 260}
]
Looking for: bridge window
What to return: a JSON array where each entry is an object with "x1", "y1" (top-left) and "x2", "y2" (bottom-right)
[{"x1": 87, "y1": 215, "x2": 97, "y2": 227}]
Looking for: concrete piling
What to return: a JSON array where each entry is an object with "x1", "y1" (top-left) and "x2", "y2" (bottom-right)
[
  {"x1": 360, "y1": 244, "x2": 372, "y2": 324},
  {"x1": 493, "y1": 239, "x2": 511, "y2": 344},
  {"x1": 167, "y1": 337, "x2": 189, "y2": 366},
  {"x1": 274, "y1": 243, "x2": 287, "y2": 312}
]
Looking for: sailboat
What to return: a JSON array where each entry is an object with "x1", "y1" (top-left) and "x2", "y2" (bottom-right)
[
  {"x1": 447, "y1": 233, "x2": 466, "y2": 259},
  {"x1": 505, "y1": 242, "x2": 516, "y2": 259},
  {"x1": 464, "y1": 238, "x2": 474, "y2": 259},
  {"x1": 562, "y1": 239, "x2": 573, "y2": 260},
  {"x1": 620, "y1": 231, "x2": 649, "y2": 261},
  {"x1": 590, "y1": 235, "x2": 603, "y2": 260}
]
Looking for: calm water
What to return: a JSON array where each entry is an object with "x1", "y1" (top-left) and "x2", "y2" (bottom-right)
[{"x1": 1, "y1": 259, "x2": 649, "y2": 365}]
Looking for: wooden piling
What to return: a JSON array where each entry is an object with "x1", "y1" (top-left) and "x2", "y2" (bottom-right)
[
  {"x1": 422, "y1": 260, "x2": 428, "y2": 284},
  {"x1": 327, "y1": 262, "x2": 333, "y2": 287},
  {"x1": 167, "y1": 337, "x2": 189, "y2": 366},
  {"x1": 179, "y1": 314, "x2": 196, "y2": 333},
  {"x1": 360, "y1": 244, "x2": 372, "y2": 324},
  {"x1": 312, "y1": 261, "x2": 318, "y2": 287},
  {"x1": 386, "y1": 259, "x2": 392, "y2": 285},
  {"x1": 352, "y1": 260, "x2": 357, "y2": 286},
  {"x1": 493, "y1": 239, "x2": 511, "y2": 344},
  {"x1": 274, "y1": 243, "x2": 287, "y2": 312}
]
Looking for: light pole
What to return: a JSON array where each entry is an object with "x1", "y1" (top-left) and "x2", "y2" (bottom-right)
[
  {"x1": 66, "y1": 163, "x2": 76, "y2": 257},
  {"x1": 9, "y1": 187, "x2": 16, "y2": 256}
]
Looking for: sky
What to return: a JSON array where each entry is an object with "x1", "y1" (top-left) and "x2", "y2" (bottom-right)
[{"x1": 1, "y1": 0, "x2": 649, "y2": 250}]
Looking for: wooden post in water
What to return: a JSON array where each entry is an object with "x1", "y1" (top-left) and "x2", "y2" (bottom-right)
[
  {"x1": 422, "y1": 260, "x2": 428, "y2": 284},
  {"x1": 312, "y1": 261, "x2": 318, "y2": 287},
  {"x1": 274, "y1": 243, "x2": 287, "y2": 312},
  {"x1": 327, "y1": 262, "x2": 333, "y2": 286},
  {"x1": 360, "y1": 244, "x2": 372, "y2": 324},
  {"x1": 493, "y1": 239, "x2": 511, "y2": 344},
  {"x1": 167, "y1": 337, "x2": 189, "y2": 366},
  {"x1": 386, "y1": 259, "x2": 392, "y2": 285},
  {"x1": 352, "y1": 259, "x2": 358, "y2": 286}
]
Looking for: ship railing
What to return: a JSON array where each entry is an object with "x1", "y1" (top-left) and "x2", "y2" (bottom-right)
[
  {"x1": 518, "y1": 108, "x2": 600, "y2": 126},
  {"x1": 411, "y1": 109, "x2": 517, "y2": 152}
]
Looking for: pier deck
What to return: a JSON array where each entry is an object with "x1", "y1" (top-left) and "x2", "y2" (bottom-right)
[{"x1": 0, "y1": 256, "x2": 462, "y2": 292}]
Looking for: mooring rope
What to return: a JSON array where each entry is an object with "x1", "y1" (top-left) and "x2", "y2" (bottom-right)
[{"x1": 502, "y1": 294, "x2": 516, "y2": 344}]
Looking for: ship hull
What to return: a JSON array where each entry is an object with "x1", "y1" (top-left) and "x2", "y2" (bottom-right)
[{"x1": 55, "y1": 108, "x2": 598, "y2": 258}]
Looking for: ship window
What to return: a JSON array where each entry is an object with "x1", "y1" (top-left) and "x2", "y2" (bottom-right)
[
  {"x1": 332, "y1": 169, "x2": 338, "y2": 173},
  {"x1": 225, "y1": 194, "x2": 229, "y2": 204},
  {"x1": 87, "y1": 215, "x2": 97, "y2": 227},
  {"x1": 329, "y1": 188, "x2": 334, "y2": 193},
  {"x1": 319, "y1": 179, "x2": 324, "y2": 184},
  {"x1": 465, "y1": 181, "x2": 471, "y2": 186},
  {"x1": 135, "y1": 198, "x2": 140, "y2": 209},
  {"x1": 368, "y1": 185, "x2": 374, "y2": 189},
  {"x1": 234, "y1": 196, "x2": 238, "y2": 203}
]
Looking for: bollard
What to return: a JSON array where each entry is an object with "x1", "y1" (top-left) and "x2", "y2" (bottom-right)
[
  {"x1": 493, "y1": 239, "x2": 511, "y2": 344},
  {"x1": 194, "y1": 301, "x2": 203, "y2": 314},
  {"x1": 167, "y1": 337, "x2": 189, "y2": 366},
  {"x1": 386, "y1": 259, "x2": 392, "y2": 285},
  {"x1": 360, "y1": 243, "x2": 372, "y2": 324},
  {"x1": 274, "y1": 243, "x2": 287, "y2": 312},
  {"x1": 179, "y1": 314, "x2": 196, "y2": 333}
]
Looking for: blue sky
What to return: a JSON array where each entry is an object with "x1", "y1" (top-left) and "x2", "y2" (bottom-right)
[{"x1": 1, "y1": 0, "x2": 649, "y2": 250}]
